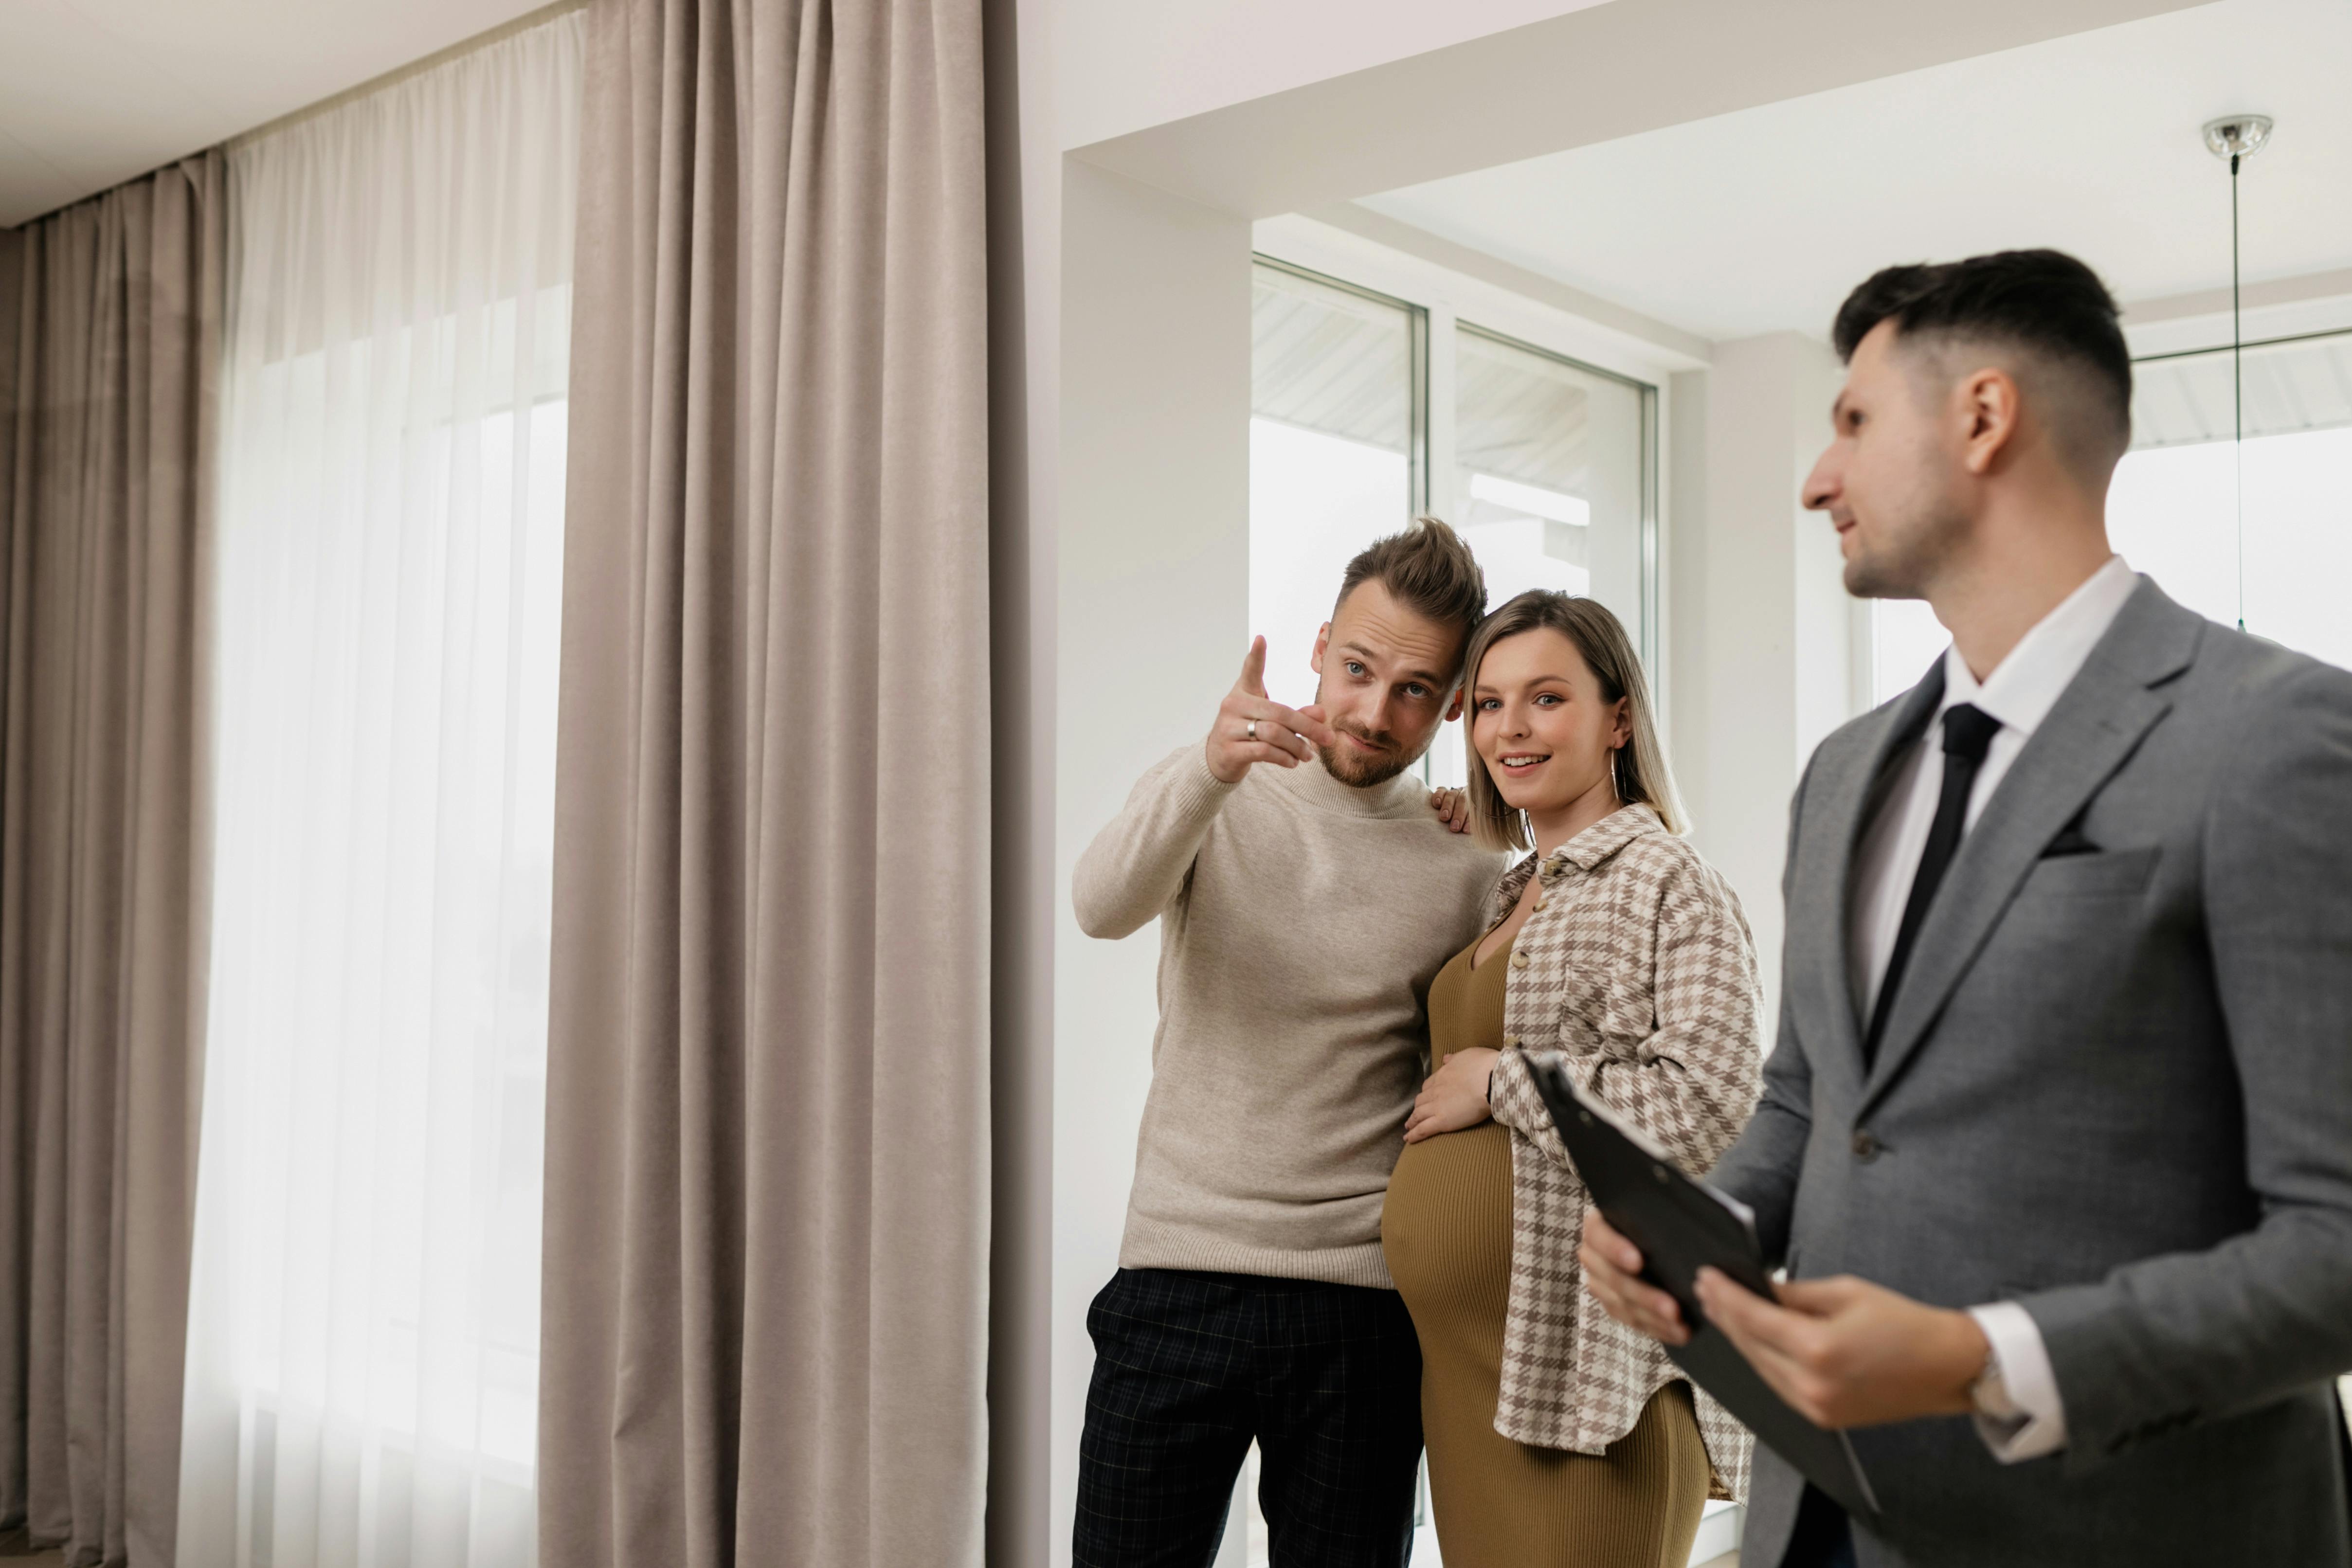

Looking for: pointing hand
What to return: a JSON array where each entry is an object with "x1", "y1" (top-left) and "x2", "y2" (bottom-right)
[{"x1": 1205, "y1": 637, "x2": 1338, "y2": 784}]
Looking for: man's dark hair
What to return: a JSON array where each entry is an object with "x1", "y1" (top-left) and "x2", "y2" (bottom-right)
[
  {"x1": 1335, "y1": 516, "x2": 1487, "y2": 678},
  {"x1": 1832, "y1": 249, "x2": 2134, "y2": 474}
]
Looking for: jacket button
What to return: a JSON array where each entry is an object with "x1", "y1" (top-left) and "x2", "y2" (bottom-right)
[
  {"x1": 1502, "y1": 1034, "x2": 1522, "y2": 1048},
  {"x1": 1509, "y1": 951, "x2": 1529, "y2": 971},
  {"x1": 1850, "y1": 1129, "x2": 1881, "y2": 1161},
  {"x1": 1534, "y1": 895, "x2": 1549, "y2": 911}
]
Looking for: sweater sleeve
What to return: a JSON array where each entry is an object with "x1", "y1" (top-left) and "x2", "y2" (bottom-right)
[
  {"x1": 1071, "y1": 746, "x2": 1240, "y2": 939},
  {"x1": 1491, "y1": 855, "x2": 1766, "y2": 1178}
]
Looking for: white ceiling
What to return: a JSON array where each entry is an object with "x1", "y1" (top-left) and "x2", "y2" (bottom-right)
[
  {"x1": 0, "y1": 0, "x2": 557, "y2": 228},
  {"x1": 1357, "y1": 0, "x2": 2352, "y2": 343}
]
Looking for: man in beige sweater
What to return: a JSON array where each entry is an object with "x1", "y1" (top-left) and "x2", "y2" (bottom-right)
[{"x1": 1071, "y1": 521, "x2": 1503, "y2": 1568}]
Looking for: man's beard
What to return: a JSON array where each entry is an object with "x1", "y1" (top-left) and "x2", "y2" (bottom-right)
[
  {"x1": 1319, "y1": 721, "x2": 1417, "y2": 789},
  {"x1": 1845, "y1": 487, "x2": 1967, "y2": 601}
]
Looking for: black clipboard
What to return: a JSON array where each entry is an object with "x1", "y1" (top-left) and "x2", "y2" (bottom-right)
[{"x1": 1530, "y1": 1056, "x2": 1881, "y2": 1518}]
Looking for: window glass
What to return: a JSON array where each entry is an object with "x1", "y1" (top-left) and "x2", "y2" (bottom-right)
[
  {"x1": 1248, "y1": 261, "x2": 1659, "y2": 792},
  {"x1": 1439, "y1": 325, "x2": 1654, "y2": 786},
  {"x1": 1249, "y1": 261, "x2": 1422, "y2": 711},
  {"x1": 2111, "y1": 331, "x2": 2352, "y2": 669},
  {"x1": 2108, "y1": 428, "x2": 2352, "y2": 671},
  {"x1": 1873, "y1": 334, "x2": 2352, "y2": 707}
]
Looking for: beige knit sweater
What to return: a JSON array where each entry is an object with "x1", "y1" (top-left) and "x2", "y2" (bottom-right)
[{"x1": 1074, "y1": 744, "x2": 1502, "y2": 1288}]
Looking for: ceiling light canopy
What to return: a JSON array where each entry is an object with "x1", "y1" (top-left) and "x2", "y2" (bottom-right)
[{"x1": 2201, "y1": 114, "x2": 2275, "y2": 162}]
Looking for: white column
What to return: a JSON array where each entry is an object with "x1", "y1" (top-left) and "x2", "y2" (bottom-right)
[
  {"x1": 1053, "y1": 159, "x2": 1256, "y2": 1568},
  {"x1": 1668, "y1": 332, "x2": 1853, "y2": 1041}
]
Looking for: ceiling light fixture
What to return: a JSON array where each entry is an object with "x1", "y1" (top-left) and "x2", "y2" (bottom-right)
[{"x1": 2203, "y1": 114, "x2": 2272, "y2": 632}]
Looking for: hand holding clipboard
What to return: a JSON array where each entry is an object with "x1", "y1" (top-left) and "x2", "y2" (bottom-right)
[{"x1": 1529, "y1": 1056, "x2": 1882, "y2": 1518}]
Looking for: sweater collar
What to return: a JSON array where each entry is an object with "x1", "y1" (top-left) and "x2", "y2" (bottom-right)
[{"x1": 1278, "y1": 753, "x2": 1422, "y2": 816}]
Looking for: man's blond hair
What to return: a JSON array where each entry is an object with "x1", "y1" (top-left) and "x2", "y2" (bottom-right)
[{"x1": 1334, "y1": 517, "x2": 1487, "y2": 679}]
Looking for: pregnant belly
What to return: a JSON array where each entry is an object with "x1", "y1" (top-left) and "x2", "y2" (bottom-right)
[{"x1": 1383, "y1": 1120, "x2": 1515, "y2": 1336}]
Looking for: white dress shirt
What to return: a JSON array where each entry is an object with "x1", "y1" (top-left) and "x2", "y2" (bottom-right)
[{"x1": 1847, "y1": 553, "x2": 2139, "y2": 1462}]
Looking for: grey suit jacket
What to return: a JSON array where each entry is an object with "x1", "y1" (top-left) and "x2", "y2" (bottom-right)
[{"x1": 1710, "y1": 579, "x2": 2352, "y2": 1568}]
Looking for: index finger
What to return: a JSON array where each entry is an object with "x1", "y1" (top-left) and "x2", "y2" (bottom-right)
[
  {"x1": 1237, "y1": 636, "x2": 1268, "y2": 697},
  {"x1": 1771, "y1": 1275, "x2": 1865, "y2": 1313}
]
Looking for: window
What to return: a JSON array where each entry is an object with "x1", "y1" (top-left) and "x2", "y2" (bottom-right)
[
  {"x1": 1434, "y1": 324, "x2": 1657, "y2": 786},
  {"x1": 179, "y1": 19, "x2": 580, "y2": 1567},
  {"x1": 1868, "y1": 326, "x2": 2352, "y2": 707},
  {"x1": 1250, "y1": 259, "x2": 1427, "y2": 711},
  {"x1": 1249, "y1": 256, "x2": 1660, "y2": 786},
  {"x1": 2112, "y1": 327, "x2": 2352, "y2": 670}
]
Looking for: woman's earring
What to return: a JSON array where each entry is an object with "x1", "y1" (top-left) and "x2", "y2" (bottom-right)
[{"x1": 1613, "y1": 747, "x2": 1627, "y2": 801}]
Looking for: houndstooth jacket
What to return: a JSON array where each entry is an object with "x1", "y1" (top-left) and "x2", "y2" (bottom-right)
[{"x1": 1481, "y1": 803, "x2": 1764, "y2": 1501}]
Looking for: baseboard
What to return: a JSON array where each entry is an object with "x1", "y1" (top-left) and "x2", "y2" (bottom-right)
[{"x1": 1690, "y1": 1500, "x2": 1743, "y2": 1564}]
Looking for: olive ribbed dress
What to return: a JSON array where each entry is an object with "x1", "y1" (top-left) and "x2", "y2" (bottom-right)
[{"x1": 1383, "y1": 933, "x2": 1712, "y2": 1568}]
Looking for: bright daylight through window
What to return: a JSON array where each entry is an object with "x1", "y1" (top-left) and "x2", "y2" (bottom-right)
[
  {"x1": 1871, "y1": 328, "x2": 2352, "y2": 706},
  {"x1": 1432, "y1": 327, "x2": 1654, "y2": 786},
  {"x1": 1249, "y1": 260, "x2": 1423, "y2": 711},
  {"x1": 180, "y1": 20, "x2": 580, "y2": 1567},
  {"x1": 1250, "y1": 258, "x2": 1657, "y2": 790}
]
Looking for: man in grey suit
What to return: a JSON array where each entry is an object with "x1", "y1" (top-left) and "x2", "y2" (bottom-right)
[{"x1": 1581, "y1": 248, "x2": 2352, "y2": 1567}]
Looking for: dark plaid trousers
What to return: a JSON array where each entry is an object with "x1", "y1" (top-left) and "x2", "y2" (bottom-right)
[{"x1": 1073, "y1": 1267, "x2": 1424, "y2": 1568}]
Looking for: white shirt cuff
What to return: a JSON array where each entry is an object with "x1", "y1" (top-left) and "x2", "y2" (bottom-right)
[{"x1": 1967, "y1": 1301, "x2": 2068, "y2": 1460}]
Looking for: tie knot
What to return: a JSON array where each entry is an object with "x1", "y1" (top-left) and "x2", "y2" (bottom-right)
[{"x1": 1940, "y1": 702, "x2": 2001, "y2": 763}]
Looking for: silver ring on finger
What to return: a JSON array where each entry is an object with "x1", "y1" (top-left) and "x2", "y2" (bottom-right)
[{"x1": 1245, "y1": 720, "x2": 1257, "y2": 740}]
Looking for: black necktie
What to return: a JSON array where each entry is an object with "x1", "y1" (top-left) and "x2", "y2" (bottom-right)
[{"x1": 1863, "y1": 703, "x2": 2003, "y2": 1068}]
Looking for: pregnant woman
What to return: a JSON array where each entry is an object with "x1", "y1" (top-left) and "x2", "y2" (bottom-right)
[{"x1": 1384, "y1": 590, "x2": 1764, "y2": 1568}]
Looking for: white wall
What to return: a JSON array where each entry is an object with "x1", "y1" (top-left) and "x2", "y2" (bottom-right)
[
  {"x1": 1670, "y1": 332, "x2": 1850, "y2": 1038},
  {"x1": 1067, "y1": 0, "x2": 2200, "y2": 219},
  {"x1": 1054, "y1": 0, "x2": 1610, "y2": 153},
  {"x1": 1051, "y1": 160, "x2": 1255, "y2": 1568}
]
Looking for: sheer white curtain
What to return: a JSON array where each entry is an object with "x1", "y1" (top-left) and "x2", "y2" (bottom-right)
[{"x1": 177, "y1": 16, "x2": 582, "y2": 1568}]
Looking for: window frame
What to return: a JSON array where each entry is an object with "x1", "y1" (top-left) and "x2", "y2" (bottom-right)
[
  {"x1": 1251, "y1": 252, "x2": 1432, "y2": 515},
  {"x1": 1247, "y1": 257, "x2": 1663, "y2": 678},
  {"x1": 1452, "y1": 318, "x2": 1662, "y2": 674}
]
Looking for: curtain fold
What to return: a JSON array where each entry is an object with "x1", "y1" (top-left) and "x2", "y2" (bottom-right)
[
  {"x1": 0, "y1": 152, "x2": 224, "y2": 1568},
  {"x1": 539, "y1": 0, "x2": 991, "y2": 1562},
  {"x1": 174, "y1": 18, "x2": 583, "y2": 1568}
]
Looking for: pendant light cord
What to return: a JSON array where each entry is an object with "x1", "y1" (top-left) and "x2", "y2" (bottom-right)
[{"x1": 2231, "y1": 150, "x2": 2246, "y2": 633}]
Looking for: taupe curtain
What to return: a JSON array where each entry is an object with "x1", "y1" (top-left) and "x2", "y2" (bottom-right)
[
  {"x1": 539, "y1": 0, "x2": 991, "y2": 1564},
  {"x1": 0, "y1": 154, "x2": 222, "y2": 1568}
]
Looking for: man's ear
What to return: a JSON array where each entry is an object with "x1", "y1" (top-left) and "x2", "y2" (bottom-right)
[
  {"x1": 1445, "y1": 689, "x2": 1464, "y2": 723},
  {"x1": 1959, "y1": 366, "x2": 2023, "y2": 475},
  {"x1": 1310, "y1": 622, "x2": 1331, "y2": 676}
]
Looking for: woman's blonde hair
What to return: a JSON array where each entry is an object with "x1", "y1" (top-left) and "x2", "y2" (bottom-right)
[{"x1": 1460, "y1": 591, "x2": 1687, "y2": 850}]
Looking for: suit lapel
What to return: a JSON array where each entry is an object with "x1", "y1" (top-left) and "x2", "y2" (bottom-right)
[
  {"x1": 1859, "y1": 582, "x2": 2202, "y2": 1113},
  {"x1": 1806, "y1": 668, "x2": 1946, "y2": 1083}
]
